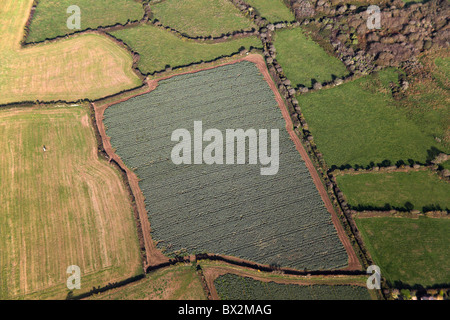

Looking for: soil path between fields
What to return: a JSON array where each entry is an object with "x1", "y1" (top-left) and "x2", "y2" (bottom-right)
[{"x1": 93, "y1": 53, "x2": 360, "y2": 272}]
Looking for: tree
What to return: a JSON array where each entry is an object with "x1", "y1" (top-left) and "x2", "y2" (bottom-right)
[{"x1": 404, "y1": 201, "x2": 414, "y2": 211}]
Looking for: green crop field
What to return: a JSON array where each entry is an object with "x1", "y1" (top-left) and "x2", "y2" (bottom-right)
[
  {"x1": 109, "y1": 24, "x2": 262, "y2": 75},
  {"x1": 150, "y1": 0, "x2": 256, "y2": 37},
  {"x1": 0, "y1": 105, "x2": 142, "y2": 299},
  {"x1": 273, "y1": 28, "x2": 349, "y2": 88},
  {"x1": 356, "y1": 217, "x2": 450, "y2": 287},
  {"x1": 336, "y1": 171, "x2": 450, "y2": 211},
  {"x1": 298, "y1": 68, "x2": 443, "y2": 167},
  {"x1": 214, "y1": 273, "x2": 372, "y2": 300},
  {"x1": 245, "y1": 0, "x2": 295, "y2": 23},
  {"x1": 103, "y1": 61, "x2": 348, "y2": 270},
  {"x1": 26, "y1": 0, "x2": 144, "y2": 43},
  {"x1": 88, "y1": 264, "x2": 207, "y2": 300}
]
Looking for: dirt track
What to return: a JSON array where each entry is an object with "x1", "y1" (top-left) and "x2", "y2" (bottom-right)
[{"x1": 94, "y1": 53, "x2": 361, "y2": 272}]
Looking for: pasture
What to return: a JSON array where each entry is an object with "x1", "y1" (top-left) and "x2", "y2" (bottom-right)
[
  {"x1": 26, "y1": 0, "x2": 144, "y2": 43},
  {"x1": 109, "y1": 24, "x2": 262, "y2": 75},
  {"x1": 103, "y1": 60, "x2": 349, "y2": 271},
  {"x1": 356, "y1": 217, "x2": 450, "y2": 287},
  {"x1": 150, "y1": 0, "x2": 256, "y2": 37},
  {"x1": 0, "y1": 105, "x2": 142, "y2": 299},
  {"x1": 298, "y1": 68, "x2": 443, "y2": 167},
  {"x1": 245, "y1": 0, "x2": 295, "y2": 23},
  {"x1": 336, "y1": 171, "x2": 450, "y2": 211},
  {"x1": 88, "y1": 264, "x2": 206, "y2": 300},
  {"x1": 0, "y1": 0, "x2": 142, "y2": 105},
  {"x1": 273, "y1": 28, "x2": 349, "y2": 88}
]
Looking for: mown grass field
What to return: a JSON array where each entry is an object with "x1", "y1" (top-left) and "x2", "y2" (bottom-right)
[
  {"x1": 150, "y1": 0, "x2": 256, "y2": 37},
  {"x1": 104, "y1": 61, "x2": 348, "y2": 270},
  {"x1": 336, "y1": 171, "x2": 450, "y2": 211},
  {"x1": 26, "y1": 0, "x2": 144, "y2": 43},
  {"x1": 214, "y1": 273, "x2": 372, "y2": 300},
  {"x1": 0, "y1": 105, "x2": 142, "y2": 299},
  {"x1": 298, "y1": 68, "x2": 443, "y2": 167},
  {"x1": 273, "y1": 28, "x2": 349, "y2": 88},
  {"x1": 0, "y1": 0, "x2": 142, "y2": 105},
  {"x1": 88, "y1": 264, "x2": 206, "y2": 300},
  {"x1": 356, "y1": 217, "x2": 450, "y2": 287},
  {"x1": 245, "y1": 0, "x2": 295, "y2": 23},
  {"x1": 109, "y1": 24, "x2": 262, "y2": 75}
]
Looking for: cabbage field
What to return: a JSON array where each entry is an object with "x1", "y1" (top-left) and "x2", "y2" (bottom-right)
[
  {"x1": 104, "y1": 61, "x2": 348, "y2": 270},
  {"x1": 214, "y1": 273, "x2": 372, "y2": 300}
]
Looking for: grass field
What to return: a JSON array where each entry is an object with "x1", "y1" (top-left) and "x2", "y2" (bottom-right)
[
  {"x1": 0, "y1": 105, "x2": 142, "y2": 299},
  {"x1": 214, "y1": 273, "x2": 372, "y2": 300},
  {"x1": 26, "y1": 0, "x2": 144, "y2": 43},
  {"x1": 298, "y1": 68, "x2": 443, "y2": 167},
  {"x1": 336, "y1": 171, "x2": 450, "y2": 211},
  {"x1": 396, "y1": 52, "x2": 450, "y2": 153},
  {"x1": 433, "y1": 56, "x2": 449, "y2": 88},
  {"x1": 356, "y1": 217, "x2": 450, "y2": 287},
  {"x1": 442, "y1": 160, "x2": 450, "y2": 170},
  {"x1": 150, "y1": 0, "x2": 256, "y2": 37},
  {"x1": 109, "y1": 24, "x2": 262, "y2": 75},
  {"x1": 245, "y1": 0, "x2": 295, "y2": 23},
  {"x1": 0, "y1": 0, "x2": 142, "y2": 105},
  {"x1": 273, "y1": 28, "x2": 349, "y2": 88},
  {"x1": 104, "y1": 61, "x2": 348, "y2": 270},
  {"x1": 88, "y1": 264, "x2": 206, "y2": 300}
]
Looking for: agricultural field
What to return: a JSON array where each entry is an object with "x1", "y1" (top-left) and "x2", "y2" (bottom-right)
[
  {"x1": 356, "y1": 217, "x2": 450, "y2": 288},
  {"x1": 336, "y1": 171, "x2": 450, "y2": 212},
  {"x1": 442, "y1": 160, "x2": 450, "y2": 170},
  {"x1": 214, "y1": 273, "x2": 372, "y2": 300},
  {"x1": 26, "y1": 0, "x2": 144, "y2": 43},
  {"x1": 88, "y1": 264, "x2": 207, "y2": 300},
  {"x1": 0, "y1": 0, "x2": 142, "y2": 105},
  {"x1": 245, "y1": 0, "x2": 295, "y2": 23},
  {"x1": 0, "y1": 105, "x2": 142, "y2": 299},
  {"x1": 103, "y1": 60, "x2": 349, "y2": 271},
  {"x1": 297, "y1": 68, "x2": 444, "y2": 167},
  {"x1": 150, "y1": 0, "x2": 256, "y2": 37},
  {"x1": 273, "y1": 28, "x2": 349, "y2": 88},
  {"x1": 432, "y1": 56, "x2": 449, "y2": 88},
  {"x1": 109, "y1": 24, "x2": 262, "y2": 75}
]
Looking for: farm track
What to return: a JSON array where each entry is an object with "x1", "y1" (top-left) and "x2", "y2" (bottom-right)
[{"x1": 93, "y1": 54, "x2": 361, "y2": 273}]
